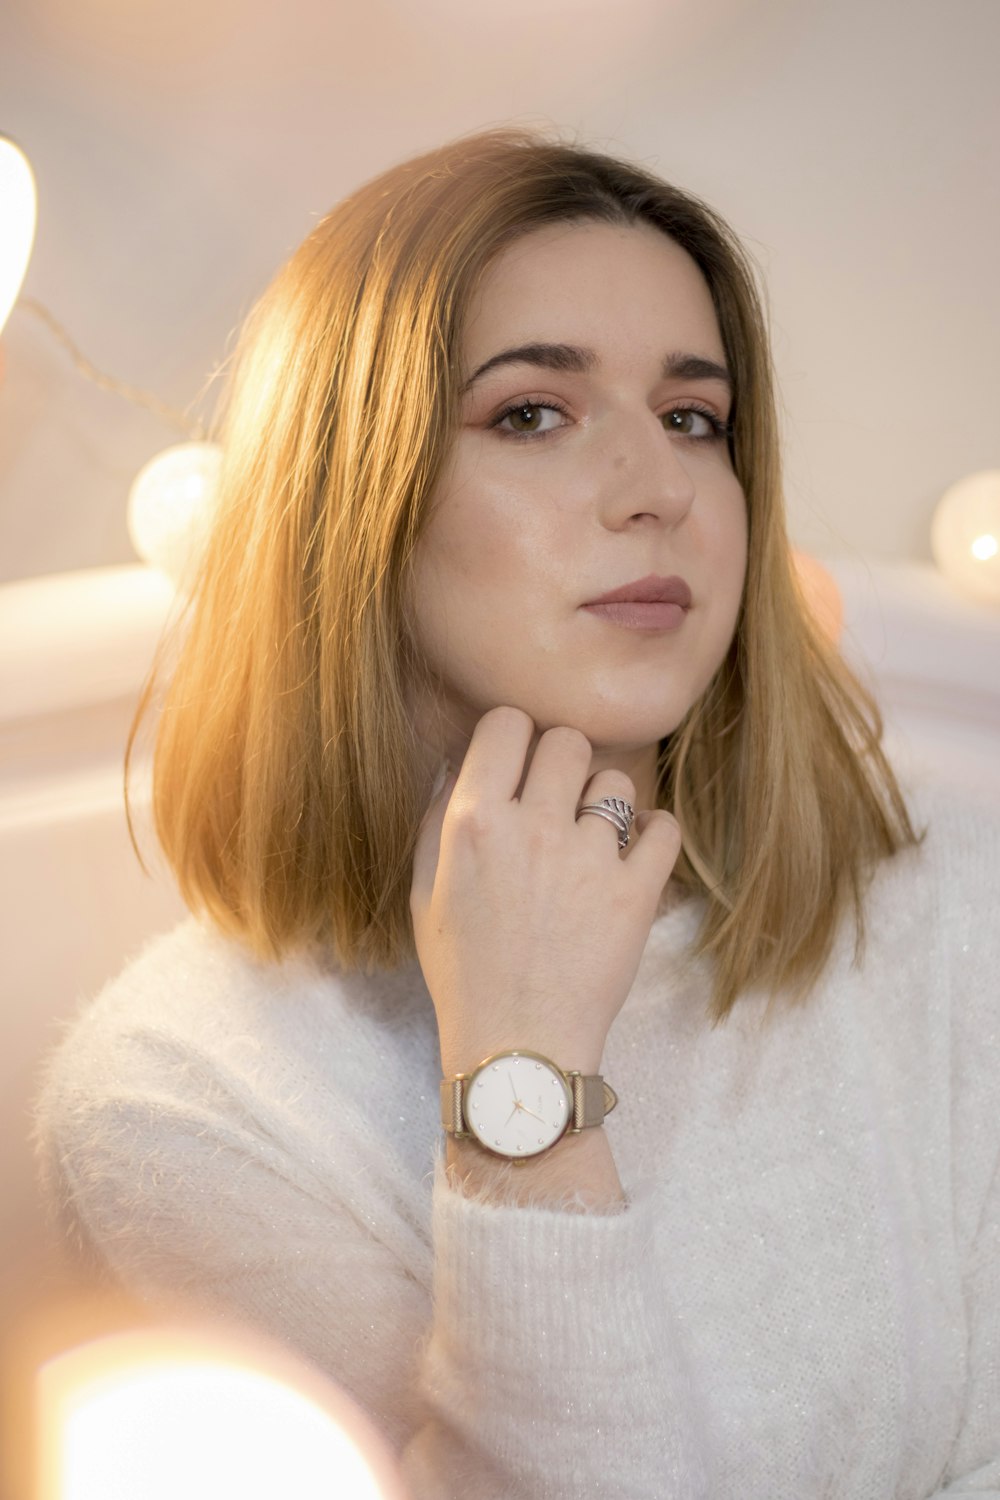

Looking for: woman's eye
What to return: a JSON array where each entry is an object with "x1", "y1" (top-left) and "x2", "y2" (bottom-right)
[
  {"x1": 494, "y1": 402, "x2": 567, "y2": 436},
  {"x1": 661, "y1": 407, "x2": 728, "y2": 441}
]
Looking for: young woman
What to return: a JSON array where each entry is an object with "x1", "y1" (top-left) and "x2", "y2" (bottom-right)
[{"x1": 37, "y1": 130, "x2": 999, "y2": 1499}]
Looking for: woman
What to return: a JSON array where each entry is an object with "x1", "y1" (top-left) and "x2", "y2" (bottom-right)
[{"x1": 36, "y1": 130, "x2": 999, "y2": 1498}]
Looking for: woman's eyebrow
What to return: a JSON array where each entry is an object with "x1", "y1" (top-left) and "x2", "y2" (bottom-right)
[
  {"x1": 662, "y1": 352, "x2": 732, "y2": 389},
  {"x1": 462, "y1": 343, "x2": 732, "y2": 392},
  {"x1": 462, "y1": 342, "x2": 595, "y2": 392}
]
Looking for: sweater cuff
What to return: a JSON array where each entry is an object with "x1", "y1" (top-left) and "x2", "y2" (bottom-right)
[
  {"x1": 429, "y1": 1147, "x2": 660, "y2": 1378},
  {"x1": 420, "y1": 1150, "x2": 713, "y2": 1497}
]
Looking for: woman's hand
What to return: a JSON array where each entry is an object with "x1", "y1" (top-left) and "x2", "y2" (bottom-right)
[{"x1": 410, "y1": 706, "x2": 683, "y2": 1077}]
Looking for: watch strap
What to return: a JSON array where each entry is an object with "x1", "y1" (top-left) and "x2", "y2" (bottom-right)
[
  {"x1": 570, "y1": 1072, "x2": 619, "y2": 1132},
  {"x1": 440, "y1": 1077, "x2": 465, "y2": 1136}
]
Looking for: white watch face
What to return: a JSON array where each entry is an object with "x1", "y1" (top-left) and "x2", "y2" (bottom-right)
[{"x1": 464, "y1": 1052, "x2": 573, "y2": 1159}]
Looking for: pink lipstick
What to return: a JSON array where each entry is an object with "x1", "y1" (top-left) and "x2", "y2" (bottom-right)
[{"x1": 582, "y1": 574, "x2": 692, "y2": 632}]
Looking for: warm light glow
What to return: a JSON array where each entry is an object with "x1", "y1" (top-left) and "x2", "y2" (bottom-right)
[
  {"x1": 791, "y1": 550, "x2": 843, "y2": 643},
  {"x1": 0, "y1": 135, "x2": 37, "y2": 337},
  {"x1": 127, "y1": 441, "x2": 223, "y2": 587},
  {"x1": 35, "y1": 1325, "x2": 409, "y2": 1500},
  {"x1": 58, "y1": 1363, "x2": 383, "y2": 1499},
  {"x1": 931, "y1": 471, "x2": 1000, "y2": 606}
]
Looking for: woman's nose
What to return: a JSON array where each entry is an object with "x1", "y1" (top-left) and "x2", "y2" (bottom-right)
[{"x1": 595, "y1": 412, "x2": 697, "y2": 530}]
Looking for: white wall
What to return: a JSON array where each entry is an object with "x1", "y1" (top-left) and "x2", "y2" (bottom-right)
[{"x1": 1, "y1": 0, "x2": 998, "y2": 582}]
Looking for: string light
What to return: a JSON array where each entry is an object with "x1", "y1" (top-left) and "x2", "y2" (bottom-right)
[
  {"x1": 931, "y1": 470, "x2": 1000, "y2": 607},
  {"x1": 0, "y1": 136, "x2": 37, "y2": 337},
  {"x1": 4, "y1": 143, "x2": 220, "y2": 587},
  {"x1": 127, "y1": 441, "x2": 223, "y2": 586},
  {"x1": 17, "y1": 297, "x2": 206, "y2": 440},
  {"x1": 28, "y1": 1316, "x2": 410, "y2": 1500},
  {"x1": 12, "y1": 297, "x2": 220, "y2": 587}
]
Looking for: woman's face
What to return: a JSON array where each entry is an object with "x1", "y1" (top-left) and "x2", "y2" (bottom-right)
[{"x1": 407, "y1": 218, "x2": 748, "y2": 795}]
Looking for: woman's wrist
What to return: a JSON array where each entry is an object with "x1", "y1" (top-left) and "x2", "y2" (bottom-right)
[
  {"x1": 439, "y1": 1033, "x2": 607, "y2": 1080},
  {"x1": 445, "y1": 1123, "x2": 625, "y2": 1214}
]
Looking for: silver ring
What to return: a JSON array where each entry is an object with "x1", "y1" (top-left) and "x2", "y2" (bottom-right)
[{"x1": 575, "y1": 796, "x2": 635, "y2": 850}]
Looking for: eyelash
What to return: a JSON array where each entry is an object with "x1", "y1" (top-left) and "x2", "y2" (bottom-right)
[
  {"x1": 487, "y1": 397, "x2": 571, "y2": 439},
  {"x1": 488, "y1": 397, "x2": 733, "y2": 444}
]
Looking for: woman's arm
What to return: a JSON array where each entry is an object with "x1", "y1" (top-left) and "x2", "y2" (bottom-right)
[
  {"x1": 411, "y1": 706, "x2": 681, "y2": 1218},
  {"x1": 37, "y1": 1048, "x2": 713, "y2": 1500},
  {"x1": 445, "y1": 1126, "x2": 625, "y2": 1212},
  {"x1": 401, "y1": 707, "x2": 703, "y2": 1489},
  {"x1": 411, "y1": 1146, "x2": 711, "y2": 1500}
]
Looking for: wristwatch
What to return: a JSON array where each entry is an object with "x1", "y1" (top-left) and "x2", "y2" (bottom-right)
[{"x1": 440, "y1": 1049, "x2": 618, "y2": 1165}]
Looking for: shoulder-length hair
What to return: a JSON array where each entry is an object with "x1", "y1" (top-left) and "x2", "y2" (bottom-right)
[{"x1": 127, "y1": 127, "x2": 921, "y2": 1024}]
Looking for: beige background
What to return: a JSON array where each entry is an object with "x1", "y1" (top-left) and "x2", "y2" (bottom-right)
[
  {"x1": 2, "y1": 4, "x2": 999, "y2": 1451},
  {"x1": 1, "y1": 0, "x2": 998, "y2": 584}
]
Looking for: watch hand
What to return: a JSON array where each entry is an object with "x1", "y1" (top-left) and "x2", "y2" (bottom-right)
[
  {"x1": 517, "y1": 1105, "x2": 548, "y2": 1126},
  {"x1": 508, "y1": 1071, "x2": 519, "y2": 1102},
  {"x1": 505, "y1": 1105, "x2": 520, "y2": 1126}
]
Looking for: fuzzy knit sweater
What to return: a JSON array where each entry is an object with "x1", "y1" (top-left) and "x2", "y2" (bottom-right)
[{"x1": 35, "y1": 781, "x2": 1000, "y2": 1500}]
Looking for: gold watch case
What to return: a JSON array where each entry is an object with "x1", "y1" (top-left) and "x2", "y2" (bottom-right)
[{"x1": 440, "y1": 1049, "x2": 617, "y2": 1163}]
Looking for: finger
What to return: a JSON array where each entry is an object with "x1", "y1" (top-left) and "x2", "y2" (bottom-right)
[
  {"x1": 410, "y1": 766, "x2": 458, "y2": 899},
  {"x1": 518, "y1": 724, "x2": 594, "y2": 813},
  {"x1": 454, "y1": 705, "x2": 536, "y2": 805},
  {"x1": 573, "y1": 770, "x2": 638, "y2": 853},
  {"x1": 625, "y1": 808, "x2": 683, "y2": 885}
]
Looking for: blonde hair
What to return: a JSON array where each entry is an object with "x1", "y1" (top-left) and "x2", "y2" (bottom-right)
[{"x1": 127, "y1": 127, "x2": 921, "y2": 1024}]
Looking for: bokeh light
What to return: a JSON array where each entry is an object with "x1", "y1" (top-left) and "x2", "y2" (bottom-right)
[
  {"x1": 0, "y1": 136, "x2": 37, "y2": 337},
  {"x1": 126, "y1": 441, "x2": 222, "y2": 587},
  {"x1": 931, "y1": 470, "x2": 1000, "y2": 606},
  {"x1": 35, "y1": 1323, "x2": 409, "y2": 1500}
]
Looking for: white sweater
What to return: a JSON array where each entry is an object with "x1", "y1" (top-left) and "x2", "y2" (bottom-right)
[{"x1": 35, "y1": 781, "x2": 1000, "y2": 1499}]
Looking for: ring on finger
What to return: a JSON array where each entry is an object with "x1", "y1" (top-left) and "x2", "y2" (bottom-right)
[{"x1": 575, "y1": 795, "x2": 636, "y2": 850}]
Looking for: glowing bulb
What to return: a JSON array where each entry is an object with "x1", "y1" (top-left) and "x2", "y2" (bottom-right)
[
  {"x1": 931, "y1": 471, "x2": 1000, "y2": 606},
  {"x1": 127, "y1": 440, "x2": 223, "y2": 587},
  {"x1": 0, "y1": 135, "x2": 37, "y2": 336},
  {"x1": 35, "y1": 1324, "x2": 410, "y2": 1500}
]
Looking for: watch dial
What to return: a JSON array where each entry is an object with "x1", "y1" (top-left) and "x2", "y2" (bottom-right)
[{"x1": 465, "y1": 1054, "x2": 572, "y2": 1158}]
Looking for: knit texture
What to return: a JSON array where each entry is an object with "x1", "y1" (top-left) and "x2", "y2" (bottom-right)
[{"x1": 35, "y1": 780, "x2": 1000, "y2": 1498}]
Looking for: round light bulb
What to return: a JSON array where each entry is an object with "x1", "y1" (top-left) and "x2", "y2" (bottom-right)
[
  {"x1": 0, "y1": 135, "x2": 38, "y2": 336},
  {"x1": 931, "y1": 470, "x2": 1000, "y2": 607},
  {"x1": 127, "y1": 441, "x2": 223, "y2": 587},
  {"x1": 35, "y1": 1323, "x2": 409, "y2": 1500}
]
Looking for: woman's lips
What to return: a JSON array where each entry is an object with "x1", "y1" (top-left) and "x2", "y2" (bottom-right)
[
  {"x1": 580, "y1": 573, "x2": 692, "y2": 632},
  {"x1": 581, "y1": 600, "x2": 687, "y2": 631}
]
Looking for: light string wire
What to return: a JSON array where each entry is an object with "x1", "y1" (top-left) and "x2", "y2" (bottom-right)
[{"x1": 14, "y1": 296, "x2": 207, "y2": 442}]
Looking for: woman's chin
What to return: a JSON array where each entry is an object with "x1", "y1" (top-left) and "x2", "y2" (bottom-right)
[
  {"x1": 532, "y1": 707, "x2": 683, "y2": 755},
  {"x1": 409, "y1": 681, "x2": 686, "y2": 775}
]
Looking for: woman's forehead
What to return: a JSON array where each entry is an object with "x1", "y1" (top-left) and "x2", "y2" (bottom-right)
[{"x1": 462, "y1": 219, "x2": 726, "y2": 374}]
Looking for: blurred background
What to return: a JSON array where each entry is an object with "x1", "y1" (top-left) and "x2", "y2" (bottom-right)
[
  {"x1": 2, "y1": 0, "x2": 999, "y2": 579},
  {"x1": 1, "y1": 2, "x2": 999, "y2": 1474}
]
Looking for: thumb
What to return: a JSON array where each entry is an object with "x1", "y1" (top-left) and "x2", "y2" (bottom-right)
[{"x1": 411, "y1": 764, "x2": 458, "y2": 898}]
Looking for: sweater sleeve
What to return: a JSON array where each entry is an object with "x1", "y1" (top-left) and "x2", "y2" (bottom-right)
[
  {"x1": 38, "y1": 1077, "x2": 433, "y2": 1454},
  {"x1": 408, "y1": 1152, "x2": 713, "y2": 1499},
  {"x1": 922, "y1": 788, "x2": 1000, "y2": 1498},
  {"x1": 927, "y1": 1147, "x2": 1000, "y2": 1496},
  {"x1": 37, "y1": 1047, "x2": 712, "y2": 1500}
]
